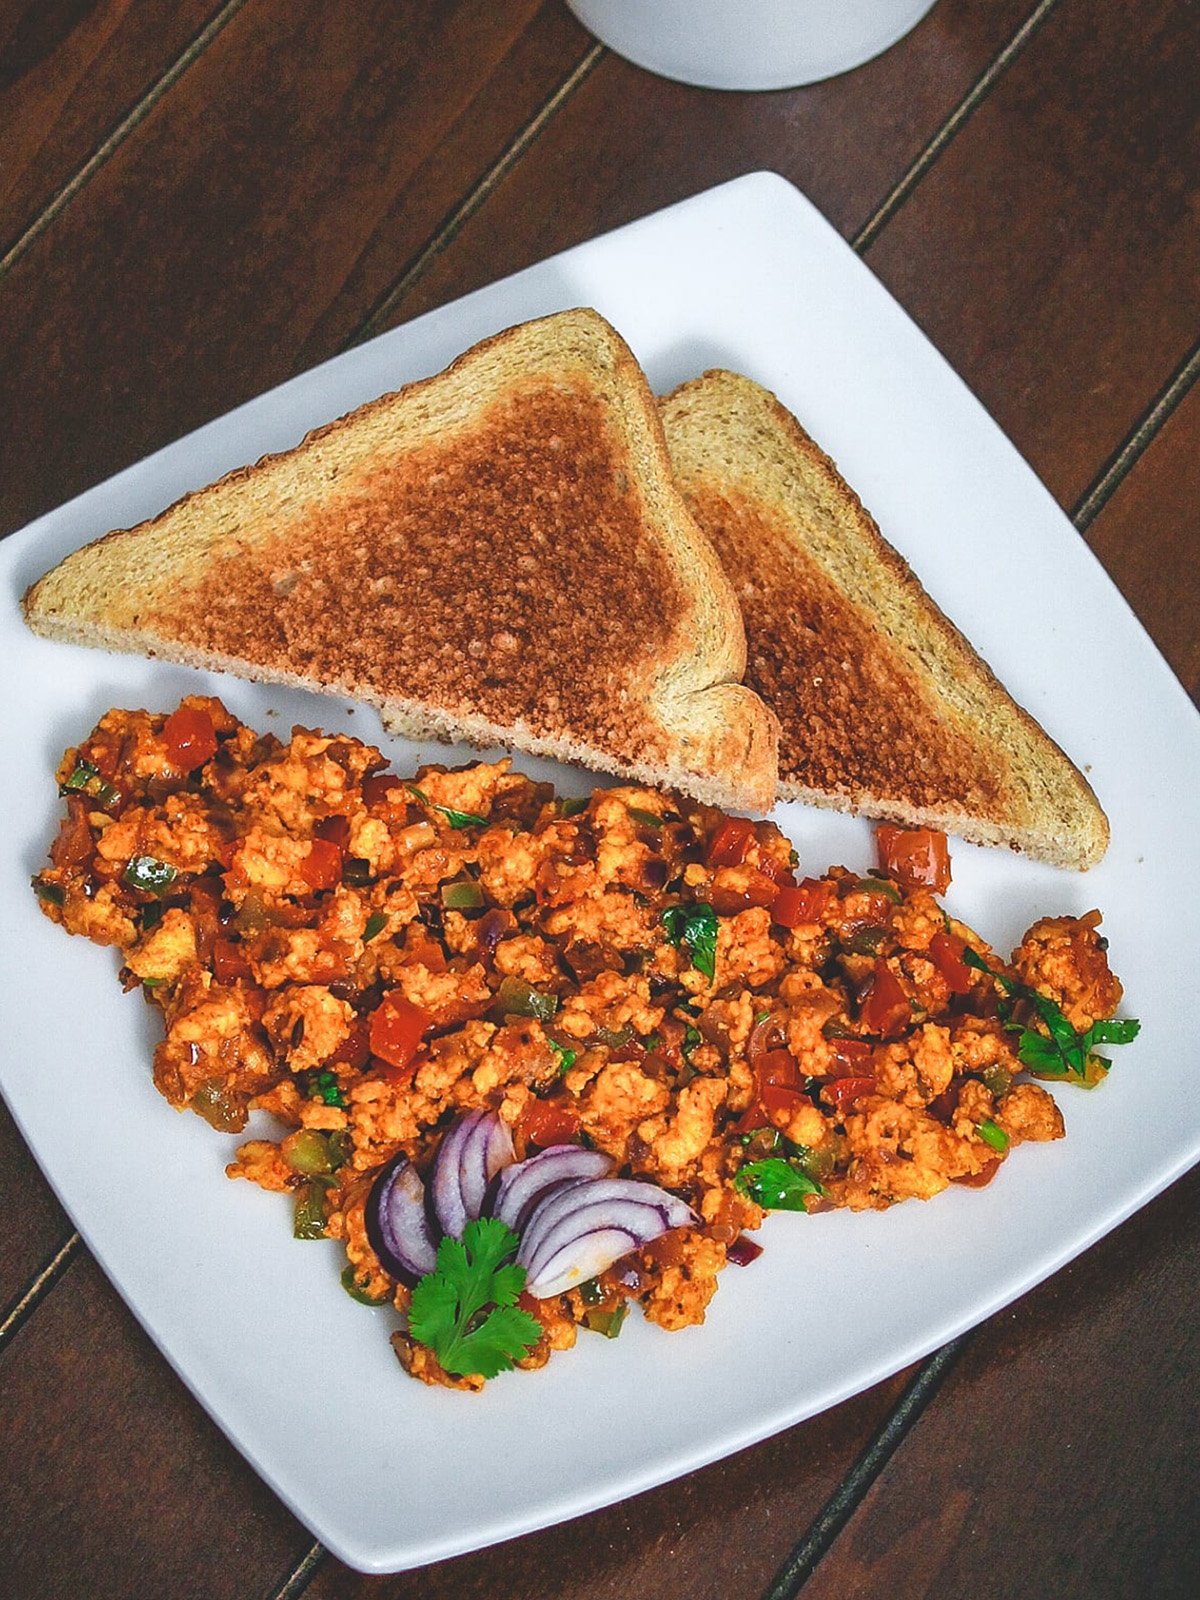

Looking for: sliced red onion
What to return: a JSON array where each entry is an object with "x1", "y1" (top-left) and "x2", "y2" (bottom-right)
[
  {"x1": 518, "y1": 1177, "x2": 697, "y2": 1299},
  {"x1": 429, "y1": 1109, "x2": 516, "y2": 1239},
  {"x1": 490, "y1": 1144, "x2": 615, "y2": 1234},
  {"x1": 525, "y1": 1228, "x2": 648, "y2": 1300},
  {"x1": 365, "y1": 1153, "x2": 439, "y2": 1283}
]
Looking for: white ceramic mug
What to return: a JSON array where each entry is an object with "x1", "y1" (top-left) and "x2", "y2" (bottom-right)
[{"x1": 565, "y1": 0, "x2": 939, "y2": 90}]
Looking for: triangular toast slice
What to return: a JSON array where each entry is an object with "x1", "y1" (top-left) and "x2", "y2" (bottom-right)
[
  {"x1": 23, "y1": 311, "x2": 777, "y2": 814},
  {"x1": 660, "y1": 369, "x2": 1108, "y2": 867}
]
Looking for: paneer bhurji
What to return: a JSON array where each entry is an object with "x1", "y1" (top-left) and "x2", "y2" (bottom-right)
[{"x1": 34, "y1": 698, "x2": 1138, "y2": 1389}]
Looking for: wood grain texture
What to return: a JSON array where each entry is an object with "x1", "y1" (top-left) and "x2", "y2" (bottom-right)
[
  {"x1": 0, "y1": 1249, "x2": 312, "y2": 1600},
  {"x1": 0, "y1": 0, "x2": 226, "y2": 254},
  {"x1": 1082, "y1": 377, "x2": 1200, "y2": 702},
  {"x1": 385, "y1": 0, "x2": 1200, "y2": 531},
  {"x1": 388, "y1": 0, "x2": 1041, "y2": 325},
  {"x1": 0, "y1": 0, "x2": 593, "y2": 538},
  {"x1": 795, "y1": 1163, "x2": 1200, "y2": 1600},
  {"x1": 862, "y1": 0, "x2": 1200, "y2": 509},
  {"x1": 297, "y1": 1374, "x2": 911, "y2": 1600},
  {"x1": 0, "y1": 1097, "x2": 73, "y2": 1312}
]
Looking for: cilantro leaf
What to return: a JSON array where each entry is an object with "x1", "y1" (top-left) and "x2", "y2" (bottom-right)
[
  {"x1": 735, "y1": 1157, "x2": 823, "y2": 1211},
  {"x1": 1084, "y1": 1017, "x2": 1141, "y2": 1048},
  {"x1": 662, "y1": 902, "x2": 719, "y2": 981},
  {"x1": 1013, "y1": 1029, "x2": 1069, "y2": 1077},
  {"x1": 962, "y1": 946, "x2": 1139, "y2": 1084},
  {"x1": 408, "y1": 1218, "x2": 542, "y2": 1380}
]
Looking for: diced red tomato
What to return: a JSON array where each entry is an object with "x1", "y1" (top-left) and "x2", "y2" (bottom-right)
[
  {"x1": 331, "y1": 1018, "x2": 371, "y2": 1071},
  {"x1": 773, "y1": 877, "x2": 834, "y2": 929},
  {"x1": 875, "y1": 824, "x2": 952, "y2": 895},
  {"x1": 742, "y1": 870, "x2": 783, "y2": 909},
  {"x1": 299, "y1": 836, "x2": 343, "y2": 891},
  {"x1": 861, "y1": 958, "x2": 911, "y2": 1038},
  {"x1": 368, "y1": 993, "x2": 433, "y2": 1073},
  {"x1": 829, "y1": 1037, "x2": 874, "y2": 1076},
  {"x1": 162, "y1": 706, "x2": 218, "y2": 771},
  {"x1": 929, "y1": 930, "x2": 974, "y2": 995},
  {"x1": 212, "y1": 938, "x2": 251, "y2": 983},
  {"x1": 314, "y1": 813, "x2": 351, "y2": 850},
  {"x1": 707, "y1": 815, "x2": 755, "y2": 867},
  {"x1": 820, "y1": 1075, "x2": 877, "y2": 1113},
  {"x1": 754, "y1": 1048, "x2": 807, "y2": 1117},
  {"x1": 399, "y1": 928, "x2": 447, "y2": 972},
  {"x1": 517, "y1": 1099, "x2": 581, "y2": 1150},
  {"x1": 729, "y1": 1048, "x2": 810, "y2": 1131},
  {"x1": 362, "y1": 772, "x2": 403, "y2": 808},
  {"x1": 756, "y1": 854, "x2": 797, "y2": 888},
  {"x1": 709, "y1": 870, "x2": 780, "y2": 915}
]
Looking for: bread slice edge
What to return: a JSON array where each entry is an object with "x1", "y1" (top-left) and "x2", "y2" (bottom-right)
[
  {"x1": 661, "y1": 369, "x2": 1109, "y2": 869},
  {"x1": 23, "y1": 312, "x2": 779, "y2": 815}
]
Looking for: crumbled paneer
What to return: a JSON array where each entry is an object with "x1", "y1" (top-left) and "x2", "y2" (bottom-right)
[{"x1": 36, "y1": 700, "x2": 1134, "y2": 1390}]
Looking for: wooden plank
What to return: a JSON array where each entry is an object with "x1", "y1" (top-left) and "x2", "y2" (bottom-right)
[
  {"x1": 298, "y1": 1374, "x2": 911, "y2": 1600},
  {"x1": 0, "y1": 1097, "x2": 73, "y2": 1312},
  {"x1": 388, "y1": 0, "x2": 1040, "y2": 324},
  {"x1": 0, "y1": 1249, "x2": 313, "y2": 1600},
  {"x1": 0, "y1": 0, "x2": 225, "y2": 253},
  {"x1": 796, "y1": 1163, "x2": 1200, "y2": 1600},
  {"x1": 384, "y1": 0, "x2": 1198, "y2": 523},
  {"x1": 1082, "y1": 379, "x2": 1200, "y2": 701},
  {"x1": 861, "y1": 0, "x2": 1200, "y2": 507},
  {"x1": 0, "y1": 0, "x2": 594, "y2": 537}
]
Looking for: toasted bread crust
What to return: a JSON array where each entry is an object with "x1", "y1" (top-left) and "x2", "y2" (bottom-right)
[
  {"x1": 22, "y1": 311, "x2": 778, "y2": 814},
  {"x1": 661, "y1": 369, "x2": 1108, "y2": 868}
]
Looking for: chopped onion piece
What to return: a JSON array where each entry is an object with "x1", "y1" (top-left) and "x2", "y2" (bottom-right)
[{"x1": 727, "y1": 1233, "x2": 764, "y2": 1266}]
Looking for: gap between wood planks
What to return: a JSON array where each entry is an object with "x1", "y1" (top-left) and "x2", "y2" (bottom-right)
[
  {"x1": 0, "y1": 1233, "x2": 81, "y2": 1355},
  {"x1": 0, "y1": 0, "x2": 252, "y2": 277}
]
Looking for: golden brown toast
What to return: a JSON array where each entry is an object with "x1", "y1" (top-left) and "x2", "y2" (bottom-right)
[
  {"x1": 22, "y1": 311, "x2": 778, "y2": 814},
  {"x1": 660, "y1": 369, "x2": 1108, "y2": 868}
]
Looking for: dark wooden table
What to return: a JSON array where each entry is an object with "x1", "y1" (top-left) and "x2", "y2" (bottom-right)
[{"x1": 2, "y1": 3, "x2": 1198, "y2": 1596}]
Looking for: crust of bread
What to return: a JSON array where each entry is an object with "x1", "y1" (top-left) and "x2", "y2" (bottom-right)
[
  {"x1": 660, "y1": 369, "x2": 1108, "y2": 869},
  {"x1": 22, "y1": 310, "x2": 778, "y2": 814}
]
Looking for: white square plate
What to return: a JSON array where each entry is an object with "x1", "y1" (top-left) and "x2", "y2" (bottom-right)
[{"x1": 2, "y1": 173, "x2": 1197, "y2": 1574}]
